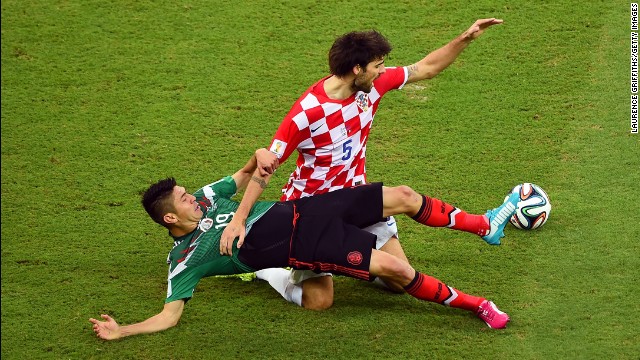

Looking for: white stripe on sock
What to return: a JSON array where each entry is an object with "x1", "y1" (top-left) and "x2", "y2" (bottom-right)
[
  {"x1": 444, "y1": 286, "x2": 458, "y2": 306},
  {"x1": 446, "y1": 208, "x2": 461, "y2": 228}
]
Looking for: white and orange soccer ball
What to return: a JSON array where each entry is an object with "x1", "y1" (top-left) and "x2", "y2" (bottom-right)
[{"x1": 506, "y1": 183, "x2": 551, "y2": 230}]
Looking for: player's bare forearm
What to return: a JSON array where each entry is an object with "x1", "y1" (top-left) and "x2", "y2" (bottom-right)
[
  {"x1": 233, "y1": 149, "x2": 279, "y2": 190},
  {"x1": 119, "y1": 301, "x2": 183, "y2": 338},
  {"x1": 406, "y1": 18, "x2": 503, "y2": 83},
  {"x1": 91, "y1": 301, "x2": 184, "y2": 340},
  {"x1": 221, "y1": 153, "x2": 273, "y2": 255},
  {"x1": 232, "y1": 155, "x2": 259, "y2": 191},
  {"x1": 119, "y1": 312, "x2": 178, "y2": 337},
  {"x1": 234, "y1": 168, "x2": 273, "y2": 222},
  {"x1": 407, "y1": 35, "x2": 471, "y2": 82},
  {"x1": 251, "y1": 174, "x2": 269, "y2": 189}
]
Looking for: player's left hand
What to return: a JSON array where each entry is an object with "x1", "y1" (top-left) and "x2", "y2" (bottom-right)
[
  {"x1": 220, "y1": 218, "x2": 246, "y2": 256},
  {"x1": 89, "y1": 314, "x2": 122, "y2": 340},
  {"x1": 464, "y1": 18, "x2": 503, "y2": 41}
]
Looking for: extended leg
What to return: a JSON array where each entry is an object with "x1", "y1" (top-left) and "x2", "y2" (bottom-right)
[
  {"x1": 375, "y1": 236, "x2": 408, "y2": 292},
  {"x1": 381, "y1": 185, "x2": 518, "y2": 245},
  {"x1": 368, "y1": 249, "x2": 510, "y2": 329},
  {"x1": 363, "y1": 217, "x2": 409, "y2": 293}
]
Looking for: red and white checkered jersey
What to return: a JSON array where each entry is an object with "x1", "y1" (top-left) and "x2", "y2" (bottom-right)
[{"x1": 269, "y1": 66, "x2": 408, "y2": 201}]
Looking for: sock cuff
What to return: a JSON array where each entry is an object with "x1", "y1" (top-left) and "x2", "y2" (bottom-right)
[
  {"x1": 285, "y1": 282, "x2": 303, "y2": 307},
  {"x1": 403, "y1": 271, "x2": 423, "y2": 293},
  {"x1": 411, "y1": 196, "x2": 428, "y2": 221}
]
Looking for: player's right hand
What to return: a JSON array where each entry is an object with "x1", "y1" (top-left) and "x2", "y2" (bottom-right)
[{"x1": 220, "y1": 218, "x2": 246, "y2": 256}]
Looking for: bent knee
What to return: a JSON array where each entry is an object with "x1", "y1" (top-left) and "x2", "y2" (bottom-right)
[
  {"x1": 303, "y1": 295, "x2": 334, "y2": 311},
  {"x1": 391, "y1": 185, "x2": 421, "y2": 212},
  {"x1": 301, "y1": 276, "x2": 334, "y2": 311},
  {"x1": 385, "y1": 259, "x2": 414, "y2": 282},
  {"x1": 377, "y1": 254, "x2": 415, "y2": 286},
  {"x1": 396, "y1": 185, "x2": 420, "y2": 202}
]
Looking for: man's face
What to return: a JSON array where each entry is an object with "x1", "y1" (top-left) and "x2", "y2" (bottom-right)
[
  {"x1": 168, "y1": 186, "x2": 202, "y2": 224},
  {"x1": 353, "y1": 57, "x2": 386, "y2": 93}
]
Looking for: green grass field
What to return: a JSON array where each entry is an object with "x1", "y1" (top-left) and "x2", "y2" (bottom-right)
[{"x1": 2, "y1": 1, "x2": 639, "y2": 359}]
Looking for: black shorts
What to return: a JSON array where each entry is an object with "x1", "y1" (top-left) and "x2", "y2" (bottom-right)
[
  {"x1": 237, "y1": 202, "x2": 294, "y2": 270},
  {"x1": 289, "y1": 183, "x2": 385, "y2": 280},
  {"x1": 238, "y1": 183, "x2": 384, "y2": 280}
]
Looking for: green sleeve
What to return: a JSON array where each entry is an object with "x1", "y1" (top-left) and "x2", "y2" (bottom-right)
[
  {"x1": 165, "y1": 252, "x2": 252, "y2": 303},
  {"x1": 165, "y1": 265, "x2": 204, "y2": 303},
  {"x1": 194, "y1": 176, "x2": 238, "y2": 201}
]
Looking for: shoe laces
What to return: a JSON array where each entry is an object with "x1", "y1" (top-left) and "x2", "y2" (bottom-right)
[
  {"x1": 492, "y1": 202, "x2": 515, "y2": 225},
  {"x1": 477, "y1": 301, "x2": 499, "y2": 319}
]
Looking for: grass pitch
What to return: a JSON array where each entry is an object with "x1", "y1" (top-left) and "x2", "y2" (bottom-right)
[{"x1": 2, "y1": 1, "x2": 639, "y2": 359}]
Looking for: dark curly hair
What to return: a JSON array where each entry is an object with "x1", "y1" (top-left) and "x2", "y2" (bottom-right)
[{"x1": 328, "y1": 30, "x2": 392, "y2": 77}]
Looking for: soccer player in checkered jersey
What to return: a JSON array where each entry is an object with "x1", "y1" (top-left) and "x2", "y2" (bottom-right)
[{"x1": 221, "y1": 18, "x2": 517, "y2": 310}]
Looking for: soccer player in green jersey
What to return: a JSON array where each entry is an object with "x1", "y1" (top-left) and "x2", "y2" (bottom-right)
[{"x1": 89, "y1": 149, "x2": 512, "y2": 340}]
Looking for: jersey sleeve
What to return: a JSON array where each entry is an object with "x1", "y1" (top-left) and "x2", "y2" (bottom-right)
[
  {"x1": 165, "y1": 264, "x2": 204, "y2": 303},
  {"x1": 195, "y1": 176, "x2": 238, "y2": 202},
  {"x1": 373, "y1": 66, "x2": 408, "y2": 96},
  {"x1": 268, "y1": 93, "x2": 317, "y2": 163},
  {"x1": 165, "y1": 252, "x2": 248, "y2": 303}
]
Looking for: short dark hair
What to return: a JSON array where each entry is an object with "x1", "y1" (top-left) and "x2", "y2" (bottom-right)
[
  {"x1": 142, "y1": 177, "x2": 177, "y2": 228},
  {"x1": 328, "y1": 30, "x2": 392, "y2": 77}
]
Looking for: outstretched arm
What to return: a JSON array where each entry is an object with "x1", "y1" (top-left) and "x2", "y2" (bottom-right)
[
  {"x1": 406, "y1": 18, "x2": 503, "y2": 83},
  {"x1": 89, "y1": 300, "x2": 184, "y2": 340}
]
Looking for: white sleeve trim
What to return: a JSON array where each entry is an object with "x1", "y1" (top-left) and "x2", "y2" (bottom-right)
[{"x1": 398, "y1": 66, "x2": 409, "y2": 90}]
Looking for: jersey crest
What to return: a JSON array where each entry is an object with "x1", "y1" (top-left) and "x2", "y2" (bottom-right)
[
  {"x1": 198, "y1": 218, "x2": 214, "y2": 231},
  {"x1": 355, "y1": 92, "x2": 369, "y2": 112}
]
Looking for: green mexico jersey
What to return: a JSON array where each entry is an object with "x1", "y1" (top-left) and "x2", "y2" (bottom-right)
[{"x1": 165, "y1": 176, "x2": 275, "y2": 303}]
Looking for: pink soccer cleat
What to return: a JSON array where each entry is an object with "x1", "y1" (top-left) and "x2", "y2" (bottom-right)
[{"x1": 476, "y1": 300, "x2": 510, "y2": 329}]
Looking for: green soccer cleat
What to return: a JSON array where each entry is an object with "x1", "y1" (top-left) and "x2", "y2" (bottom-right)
[
  {"x1": 482, "y1": 192, "x2": 519, "y2": 245},
  {"x1": 238, "y1": 272, "x2": 257, "y2": 282}
]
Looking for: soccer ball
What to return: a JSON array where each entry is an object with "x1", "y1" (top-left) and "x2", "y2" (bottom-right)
[{"x1": 507, "y1": 183, "x2": 551, "y2": 230}]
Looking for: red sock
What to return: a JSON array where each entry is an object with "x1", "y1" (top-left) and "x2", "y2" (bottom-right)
[
  {"x1": 411, "y1": 195, "x2": 490, "y2": 236},
  {"x1": 403, "y1": 271, "x2": 484, "y2": 312}
]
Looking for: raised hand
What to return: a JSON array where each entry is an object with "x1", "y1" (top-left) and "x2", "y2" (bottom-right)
[{"x1": 464, "y1": 18, "x2": 503, "y2": 41}]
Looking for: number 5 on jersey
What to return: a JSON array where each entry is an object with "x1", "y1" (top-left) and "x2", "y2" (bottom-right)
[{"x1": 342, "y1": 139, "x2": 353, "y2": 161}]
